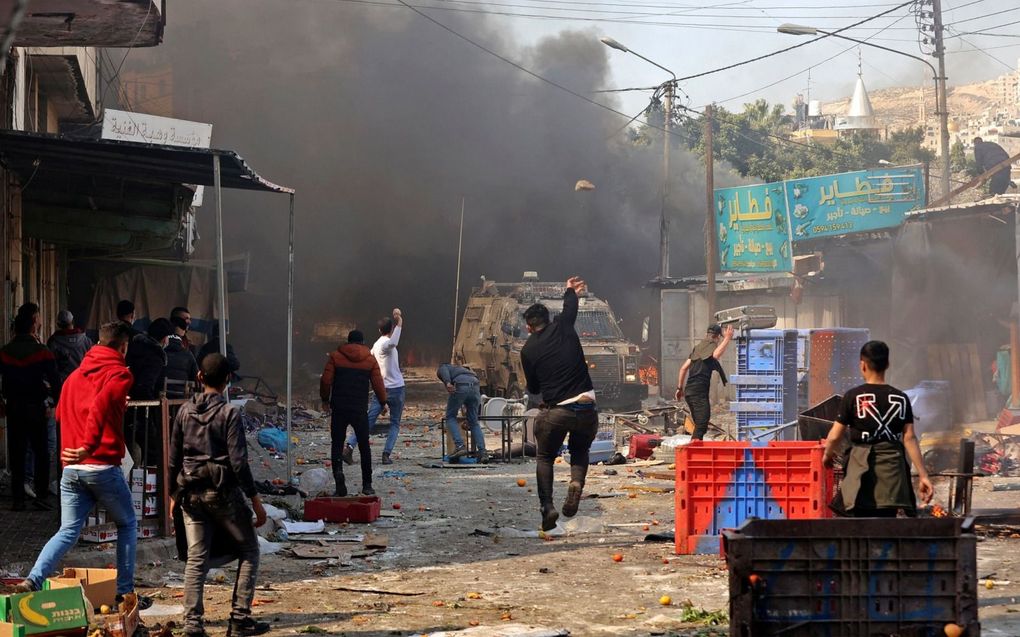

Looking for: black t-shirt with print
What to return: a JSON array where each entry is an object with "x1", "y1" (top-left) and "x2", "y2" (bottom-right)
[{"x1": 836, "y1": 383, "x2": 914, "y2": 443}]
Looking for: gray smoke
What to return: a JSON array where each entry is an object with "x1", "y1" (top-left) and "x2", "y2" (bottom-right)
[{"x1": 125, "y1": 1, "x2": 714, "y2": 381}]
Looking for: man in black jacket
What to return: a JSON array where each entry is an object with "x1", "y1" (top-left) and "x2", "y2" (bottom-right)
[
  {"x1": 973, "y1": 137, "x2": 1014, "y2": 196},
  {"x1": 1, "y1": 310, "x2": 60, "y2": 510},
  {"x1": 520, "y1": 276, "x2": 597, "y2": 531},
  {"x1": 165, "y1": 331, "x2": 199, "y2": 398},
  {"x1": 169, "y1": 354, "x2": 269, "y2": 637}
]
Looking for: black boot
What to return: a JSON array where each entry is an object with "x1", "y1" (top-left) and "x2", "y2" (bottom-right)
[{"x1": 332, "y1": 468, "x2": 347, "y2": 497}]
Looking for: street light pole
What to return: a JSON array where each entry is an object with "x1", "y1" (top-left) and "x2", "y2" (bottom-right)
[
  {"x1": 600, "y1": 36, "x2": 678, "y2": 279},
  {"x1": 777, "y1": 23, "x2": 952, "y2": 200}
]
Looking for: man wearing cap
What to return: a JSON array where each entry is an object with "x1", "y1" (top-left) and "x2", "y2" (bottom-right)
[
  {"x1": 320, "y1": 330, "x2": 387, "y2": 496},
  {"x1": 48, "y1": 310, "x2": 93, "y2": 384},
  {"x1": 675, "y1": 324, "x2": 734, "y2": 440}
]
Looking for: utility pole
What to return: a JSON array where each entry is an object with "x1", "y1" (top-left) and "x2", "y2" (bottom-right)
[
  {"x1": 453, "y1": 197, "x2": 465, "y2": 344},
  {"x1": 932, "y1": 0, "x2": 952, "y2": 201},
  {"x1": 660, "y1": 81, "x2": 673, "y2": 280},
  {"x1": 704, "y1": 104, "x2": 717, "y2": 318}
]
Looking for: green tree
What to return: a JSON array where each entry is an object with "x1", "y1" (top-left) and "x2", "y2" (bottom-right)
[{"x1": 638, "y1": 100, "x2": 936, "y2": 183}]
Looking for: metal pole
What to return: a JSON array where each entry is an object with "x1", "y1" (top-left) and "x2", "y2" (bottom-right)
[
  {"x1": 704, "y1": 104, "x2": 717, "y2": 318},
  {"x1": 213, "y1": 154, "x2": 229, "y2": 401},
  {"x1": 286, "y1": 193, "x2": 295, "y2": 483},
  {"x1": 932, "y1": 0, "x2": 952, "y2": 201},
  {"x1": 660, "y1": 81, "x2": 673, "y2": 279},
  {"x1": 453, "y1": 197, "x2": 464, "y2": 343}
]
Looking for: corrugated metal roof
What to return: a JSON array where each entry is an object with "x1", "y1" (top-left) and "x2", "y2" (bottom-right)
[
  {"x1": 906, "y1": 193, "x2": 1019, "y2": 220},
  {"x1": 0, "y1": 130, "x2": 294, "y2": 194}
]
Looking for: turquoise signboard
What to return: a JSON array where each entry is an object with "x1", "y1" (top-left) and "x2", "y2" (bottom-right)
[
  {"x1": 714, "y1": 166, "x2": 926, "y2": 273},
  {"x1": 715, "y1": 182, "x2": 793, "y2": 273},
  {"x1": 787, "y1": 166, "x2": 925, "y2": 241}
]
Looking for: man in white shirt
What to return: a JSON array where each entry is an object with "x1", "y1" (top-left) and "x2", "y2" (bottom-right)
[{"x1": 344, "y1": 309, "x2": 405, "y2": 465}]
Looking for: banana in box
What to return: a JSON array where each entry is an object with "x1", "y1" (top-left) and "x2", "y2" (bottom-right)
[{"x1": 7, "y1": 587, "x2": 89, "y2": 637}]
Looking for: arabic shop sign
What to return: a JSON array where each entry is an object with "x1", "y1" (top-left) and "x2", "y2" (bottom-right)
[
  {"x1": 715, "y1": 182, "x2": 793, "y2": 273},
  {"x1": 787, "y1": 166, "x2": 924, "y2": 241},
  {"x1": 714, "y1": 166, "x2": 925, "y2": 273}
]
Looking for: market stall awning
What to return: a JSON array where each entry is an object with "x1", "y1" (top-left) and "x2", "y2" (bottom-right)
[{"x1": 0, "y1": 130, "x2": 294, "y2": 193}]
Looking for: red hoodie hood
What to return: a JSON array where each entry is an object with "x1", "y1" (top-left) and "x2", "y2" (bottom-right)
[
  {"x1": 337, "y1": 343, "x2": 372, "y2": 363},
  {"x1": 77, "y1": 344, "x2": 129, "y2": 382},
  {"x1": 57, "y1": 345, "x2": 134, "y2": 467}
]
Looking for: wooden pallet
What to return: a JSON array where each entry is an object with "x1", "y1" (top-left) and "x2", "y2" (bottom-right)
[{"x1": 926, "y1": 343, "x2": 988, "y2": 424}]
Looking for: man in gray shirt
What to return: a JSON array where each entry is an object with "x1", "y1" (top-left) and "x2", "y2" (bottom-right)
[{"x1": 438, "y1": 363, "x2": 487, "y2": 462}]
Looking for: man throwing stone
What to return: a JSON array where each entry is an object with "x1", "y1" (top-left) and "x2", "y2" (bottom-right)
[{"x1": 521, "y1": 276, "x2": 597, "y2": 531}]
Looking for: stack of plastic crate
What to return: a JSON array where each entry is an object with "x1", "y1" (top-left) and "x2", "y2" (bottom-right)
[{"x1": 730, "y1": 329, "x2": 798, "y2": 441}]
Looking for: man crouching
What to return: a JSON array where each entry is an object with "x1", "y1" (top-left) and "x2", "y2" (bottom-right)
[{"x1": 169, "y1": 353, "x2": 269, "y2": 637}]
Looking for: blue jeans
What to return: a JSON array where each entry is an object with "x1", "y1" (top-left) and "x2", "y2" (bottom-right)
[
  {"x1": 446, "y1": 384, "x2": 486, "y2": 451},
  {"x1": 28, "y1": 466, "x2": 138, "y2": 594},
  {"x1": 347, "y1": 386, "x2": 405, "y2": 455}
]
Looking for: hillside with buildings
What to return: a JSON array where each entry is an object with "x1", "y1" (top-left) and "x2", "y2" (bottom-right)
[{"x1": 817, "y1": 61, "x2": 1020, "y2": 154}]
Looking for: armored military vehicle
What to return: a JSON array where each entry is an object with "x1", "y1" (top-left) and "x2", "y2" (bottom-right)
[{"x1": 452, "y1": 273, "x2": 648, "y2": 411}]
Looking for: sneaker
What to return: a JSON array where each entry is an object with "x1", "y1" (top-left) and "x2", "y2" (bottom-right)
[
  {"x1": 361, "y1": 486, "x2": 376, "y2": 496},
  {"x1": 341, "y1": 444, "x2": 355, "y2": 466},
  {"x1": 13, "y1": 580, "x2": 34, "y2": 593},
  {"x1": 474, "y1": 450, "x2": 489, "y2": 464},
  {"x1": 447, "y1": 445, "x2": 468, "y2": 461},
  {"x1": 562, "y1": 481, "x2": 583, "y2": 518},
  {"x1": 381, "y1": 453, "x2": 393, "y2": 466},
  {"x1": 31, "y1": 498, "x2": 54, "y2": 512},
  {"x1": 23, "y1": 483, "x2": 36, "y2": 499},
  {"x1": 227, "y1": 617, "x2": 271, "y2": 637},
  {"x1": 540, "y1": 506, "x2": 559, "y2": 532}
]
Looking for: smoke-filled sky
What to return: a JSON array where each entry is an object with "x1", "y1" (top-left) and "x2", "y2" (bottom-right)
[
  {"x1": 123, "y1": 0, "x2": 1017, "y2": 378},
  {"x1": 124, "y1": 1, "x2": 737, "y2": 376}
]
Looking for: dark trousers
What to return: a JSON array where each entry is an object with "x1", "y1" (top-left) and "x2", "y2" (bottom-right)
[
  {"x1": 331, "y1": 409, "x2": 372, "y2": 490},
  {"x1": 534, "y1": 405, "x2": 598, "y2": 509},
  {"x1": 684, "y1": 390, "x2": 711, "y2": 440},
  {"x1": 181, "y1": 488, "x2": 260, "y2": 634},
  {"x1": 8, "y1": 403, "x2": 49, "y2": 504},
  {"x1": 990, "y1": 168, "x2": 1011, "y2": 195}
]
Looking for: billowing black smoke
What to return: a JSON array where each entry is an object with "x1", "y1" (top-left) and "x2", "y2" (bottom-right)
[{"x1": 124, "y1": 1, "x2": 714, "y2": 382}]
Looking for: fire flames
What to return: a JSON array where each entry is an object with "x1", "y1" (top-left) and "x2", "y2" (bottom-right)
[{"x1": 638, "y1": 365, "x2": 658, "y2": 386}]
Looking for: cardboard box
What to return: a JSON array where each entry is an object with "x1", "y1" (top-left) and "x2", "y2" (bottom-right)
[
  {"x1": 80, "y1": 523, "x2": 117, "y2": 544},
  {"x1": 91, "y1": 596, "x2": 138, "y2": 637},
  {"x1": 144, "y1": 469, "x2": 157, "y2": 494},
  {"x1": 0, "y1": 622, "x2": 26, "y2": 637},
  {"x1": 45, "y1": 569, "x2": 116, "y2": 609},
  {"x1": 131, "y1": 493, "x2": 142, "y2": 520},
  {"x1": 137, "y1": 519, "x2": 159, "y2": 539},
  {"x1": 8, "y1": 588, "x2": 88, "y2": 636},
  {"x1": 129, "y1": 469, "x2": 144, "y2": 494}
]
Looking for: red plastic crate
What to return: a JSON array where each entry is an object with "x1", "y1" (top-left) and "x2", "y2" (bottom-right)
[
  {"x1": 303, "y1": 496, "x2": 381, "y2": 523},
  {"x1": 675, "y1": 440, "x2": 833, "y2": 555},
  {"x1": 627, "y1": 434, "x2": 662, "y2": 459}
]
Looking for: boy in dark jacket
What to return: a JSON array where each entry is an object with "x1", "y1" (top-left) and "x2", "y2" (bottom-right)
[
  {"x1": 320, "y1": 330, "x2": 386, "y2": 496},
  {"x1": 165, "y1": 332, "x2": 199, "y2": 398},
  {"x1": 47, "y1": 310, "x2": 93, "y2": 384},
  {"x1": 169, "y1": 354, "x2": 268, "y2": 637},
  {"x1": 1, "y1": 311, "x2": 60, "y2": 510}
]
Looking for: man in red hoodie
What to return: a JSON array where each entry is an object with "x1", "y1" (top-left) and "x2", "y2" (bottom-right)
[
  {"x1": 17, "y1": 322, "x2": 138, "y2": 598},
  {"x1": 320, "y1": 330, "x2": 386, "y2": 496}
]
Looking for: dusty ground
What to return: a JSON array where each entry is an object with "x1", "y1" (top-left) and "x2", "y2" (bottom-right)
[{"x1": 50, "y1": 375, "x2": 1020, "y2": 636}]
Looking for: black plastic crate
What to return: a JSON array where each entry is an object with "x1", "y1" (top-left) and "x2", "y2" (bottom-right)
[
  {"x1": 723, "y1": 518, "x2": 979, "y2": 637},
  {"x1": 797, "y1": 394, "x2": 842, "y2": 441}
]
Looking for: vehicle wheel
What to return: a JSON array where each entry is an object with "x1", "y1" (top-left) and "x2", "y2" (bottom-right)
[{"x1": 507, "y1": 382, "x2": 523, "y2": 399}]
